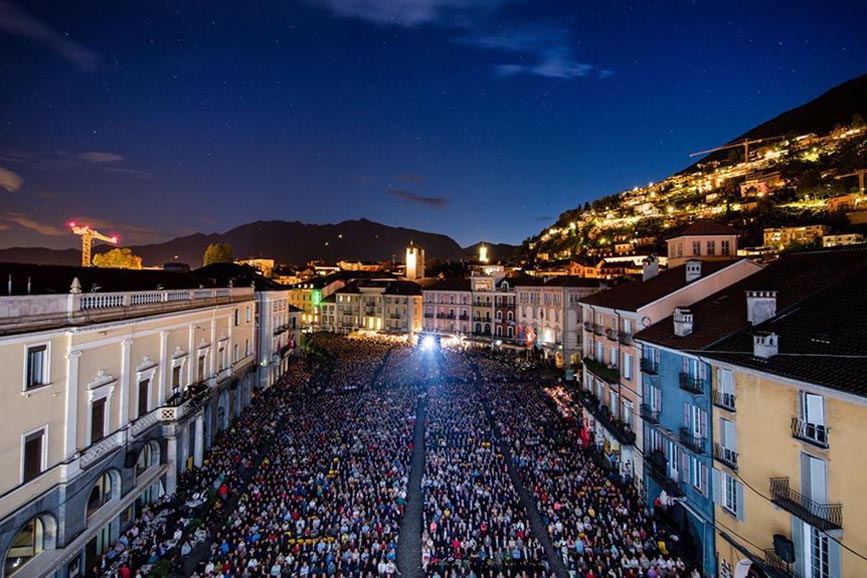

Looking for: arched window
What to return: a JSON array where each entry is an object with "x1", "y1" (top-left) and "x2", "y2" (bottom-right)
[
  {"x1": 507, "y1": 311, "x2": 514, "y2": 321},
  {"x1": 135, "y1": 442, "x2": 159, "y2": 476},
  {"x1": 4, "y1": 516, "x2": 55, "y2": 577},
  {"x1": 87, "y1": 472, "x2": 113, "y2": 518}
]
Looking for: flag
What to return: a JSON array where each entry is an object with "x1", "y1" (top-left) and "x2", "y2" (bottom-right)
[{"x1": 526, "y1": 327, "x2": 536, "y2": 347}]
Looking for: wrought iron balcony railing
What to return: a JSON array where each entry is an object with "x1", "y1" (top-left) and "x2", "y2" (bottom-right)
[
  {"x1": 713, "y1": 442, "x2": 738, "y2": 470},
  {"x1": 679, "y1": 427, "x2": 706, "y2": 454},
  {"x1": 769, "y1": 477, "x2": 842, "y2": 531},
  {"x1": 640, "y1": 403, "x2": 660, "y2": 424},
  {"x1": 678, "y1": 372, "x2": 705, "y2": 395},
  {"x1": 583, "y1": 357, "x2": 620, "y2": 384},
  {"x1": 791, "y1": 417, "x2": 829, "y2": 449},
  {"x1": 712, "y1": 388, "x2": 736, "y2": 412},
  {"x1": 640, "y1": 357, "x2": 659, "y2": 375}
]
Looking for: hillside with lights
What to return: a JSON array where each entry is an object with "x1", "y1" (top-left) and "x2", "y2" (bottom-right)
[{"x1": 526, "y1": 74, "x2": 867, "y2": 261}]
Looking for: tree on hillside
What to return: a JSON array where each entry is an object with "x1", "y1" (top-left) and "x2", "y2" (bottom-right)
[
  {"x1": 93, "y1": 247, "x2": 143, "y2": 269},
  {"x1": 203, "y1": 243, "x2": 235, "y2": 266}
]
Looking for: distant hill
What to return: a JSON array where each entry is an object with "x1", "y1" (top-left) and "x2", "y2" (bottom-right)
[
  {"x1": 0, "y1": 219, "x2": 471, "y2": 267},
  {"x1": 685, "y1": 73, "x2": 867, "y2": 170},
  {"x1": 462, "y1": 241, "x2": 519, "y2": 262}
]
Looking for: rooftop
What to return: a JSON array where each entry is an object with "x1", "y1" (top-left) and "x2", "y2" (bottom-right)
[
  {"x1": 666, "y1": 219, "x2": 740, "y2": 239},
  {"x1": 579, "y1": 259, "x2": 737, "y2": 311},
  {"x1": 635, "y1": 247, "x2": 867, "y2": 352},
  {"x1": 704, "y1": 266, "x2": 867, "y2": 398}
]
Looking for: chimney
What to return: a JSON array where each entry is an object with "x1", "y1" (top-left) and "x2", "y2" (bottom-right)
[
  {"x1": 673, "y1": 307, "x2": 693, "y2": 337},
  {"x1": 642, "y1": 254, "x2": 659, "y2": 282},
  {"x1": 746, "y1": 290, "x2": 777, "y2": 325},
  {"x1": 753, "y1": 332, "x2": 778, "y2": 359},
  {"x1": 685, "y1": 260, "x2": 702, "y2": 283}
]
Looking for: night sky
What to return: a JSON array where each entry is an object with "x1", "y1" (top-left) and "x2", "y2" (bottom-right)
[{"x1": 1, "y1": 0, "x2": 866, "y2": 250}]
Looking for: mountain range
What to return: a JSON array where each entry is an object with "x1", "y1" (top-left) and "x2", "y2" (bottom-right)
[{"x1": 0, "y1": 219, "x2": 515, "y2": 268}]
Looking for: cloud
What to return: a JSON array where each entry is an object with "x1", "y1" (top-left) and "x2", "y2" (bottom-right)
[
  {"x1": 310, "y1": 0, "x2": 509, "y2": 27},
  {"x1": 0, "y1": 150, "x2": 149, "y2": 179},
  {"x1": 0, "y1": 166, "x2": 23, "y2": 192},
  {"x1": 389, "y1": 189, "x2": 447, "y2": 207},
  {"x1": 79, "y1": 151, "x2": 124, "y2": 163},
  {"x1": 464, "y1": 24, "x2": 606, "y2": 79},
  {"x1": 309, "y1": 0, "x2": 609, "y2": 80},
  {"x1": 396, "y1": 173, "x2": 426, "y2": 184},
  {"x1": 0, "y1": 0, "x2": 100, "y2": 71},
  {"x1": 1, "y1": 212, "x2": 67, "y2": 236}
]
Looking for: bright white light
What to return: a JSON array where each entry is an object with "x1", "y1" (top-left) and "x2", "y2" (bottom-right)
[{"x1": 421, "y1": 335, "x2": 435, "y2": 351}]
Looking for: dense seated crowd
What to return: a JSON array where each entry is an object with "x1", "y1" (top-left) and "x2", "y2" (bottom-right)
[
  {"x1": 96, "y1": 333, "x2": 699, "y2": 578},
  {"x1": 483, "y1": 376, "x2": 695, "y2": 578},
  {"x1": 195, "y1": 361, "x2": 417, "y2": 578},
  {"x1": 422, "y1": 383, "x2": 549, "y2": 578}
]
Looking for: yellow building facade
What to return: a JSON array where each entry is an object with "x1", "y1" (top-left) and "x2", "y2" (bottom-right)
[{"x1": 710, "y1": 362, "x2": 866, "y2": 578}]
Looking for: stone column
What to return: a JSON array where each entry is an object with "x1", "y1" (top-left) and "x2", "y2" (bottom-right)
[
  {"x1": 158, "y1": 331, "x2": 169, "y2": 405},
  {"x1": 194, "y1": 413, "x2": 204, "y2": 467},
  {"x1": 64, "y1": 351, "x2": 82, "y2": 459},
  {"x1": 165, "y1": 434, "x2": 178, "y2": 494},
  {"x1": 119, "y1": 338, "x2": 133, "y2": 426}
]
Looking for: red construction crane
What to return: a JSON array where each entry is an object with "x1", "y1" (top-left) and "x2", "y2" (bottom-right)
[
  {"x1": 690, "y1": 136, "x2": 785, "y2": 163},
  {"x1": 69, "y1": 222, "x2": 118, "y2": 267}
]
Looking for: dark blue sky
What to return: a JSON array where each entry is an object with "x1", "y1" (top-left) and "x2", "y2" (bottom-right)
[{"x1": 1, "y1": 0, "x2": 865, "y2": 249}]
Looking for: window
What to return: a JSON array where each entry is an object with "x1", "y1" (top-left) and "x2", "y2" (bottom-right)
[
  {"x1": 623, "y1": 400, "x2": 634, "y2": 428},
  {"x1": 5, "y1": 518, "x2": 46, "y2": 577},
  {"x1": 806, "y1": 525, "x2": 831, "y2": 578},
  {"x1": 801, "y1": 393, "x2": 827, "y2": 445},
  {"x1": 676, "y1": 242, "x2": 683, "y2": 258},
  {"x1": 649, "y1": 386, "x2": 662, "y2": 411},
  {"x1": 721, "y1": 240, "x2": 731, "y2": 255},
  {"x1": 22, "y1": 429, "x2": 45, "y2": 483},
  {"x1": 244, "y1": 339, "x2": 250, "y2": 357},
  {"x1": 86, "y1": 472, "x2": 113, "y2": 518},
  {"x1": 137, "y1": 379, "x2": 150, "y2": 418},
  {"x1": 609, "y1": 347, "x2": 617, "y2": 367},
  {"x1": 684, "y1": 403, "x2": 708, "y2": 439},
  {"x1": 707, "y1": 240, "x2": 716, "y2": 255},
  {"x1": 25, "y1": 345, "x2": 48, "y2": 389},
  {"x1": 218, "y1": 346, "x2": 225, "y2": 371},
  {"x1": 197, "y1": 355, "x2": 206, "y2": 381},
  {"x1": 135, "y1": 443, "x2": 156, "y2": 476},
  {"x1": 246, "y1": 306, "x2": 251, "y2": 323},
  {"x1": 90, "y1": 398, "x2": 106, "y2": 444},
  {"x1": 722, "y1": 472, "x2": 739, "y2": 515},
  {"x1": 234, "y1": 343, "x2": 239, "y2": 362},
  {"x1": 234, "y1": 309, "x2": 240, "y2": 326},
  {"x1": 622, "y1": 353, "x2": 633, "y2": 380},
  {"x1": 172, "y1": 365, "x2": 182, "y2": 393},
  {"x1": 692, "y1": 241, "x2": 701, "y2": 255},
  {"x1": 609, "y1": 391, "x2": 620, "y2": 419}
]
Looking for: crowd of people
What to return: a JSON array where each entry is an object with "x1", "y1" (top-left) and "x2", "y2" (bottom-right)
[
  {"x1": 193, "y1": 351, "x2": 418, "y2": 578},
  {"x1": 422, "y1": 383, "x2": 549, "y2": 577},
  {"x1": 93, "y1": 333, "x2": 700, "y2": 578},
  {"x1": 483, "y1": 377, "x2": 695, "y2": 578}
]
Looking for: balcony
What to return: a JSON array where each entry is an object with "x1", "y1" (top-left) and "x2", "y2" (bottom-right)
[
  {"x1": 583, "y1": 357, "x2": 620, "y2": 384},
  {"x1": 424, "y1": 312, "x2": 434, "y2": 318},
  {"x1": 791, "y1": 417, "x2": 829, "y2": 449},
  {"x1": 640, "y1": 403, "x2": 660, "y2": 425},
  {"x1": 605, "y1": 328, "x2": 618, "y2": 342},
  {"x1": 593, "y1": 324, "x2": 604, "y2": 336},
  {"x1": 80, "y1": 430, "x2": 125, "y2": 469},
  {"x1": 678, "y1": 373, "x2": 705, "y2": 395},
  {"x1": 160, "y1": 385, "x2": 210, "y2": 422},
  {"x1": 576, "y1": 390, "x2": 636, "y2": 446},
  {"x1": 583, "y1": 321, "x2": 594, "y2": 332},
  {"x1": 769, "y1": 477, "x2": 842, "y2": 531},
  {"x1": 646, "y1": 451, "x2": 684, "y2": 497},
  {"x1": 713, "y1": 442, "x2": 738, "y2": 470},
  {"x1": 458, "y1": 314, "x2": 470, "y2": 321},
  {"x1": 640, "y1": 357, "x2": 659, "y2": 375},
  {"x1": 618, "y1": 331, "x2": 634, "y2": 345},
  {"x1": 762, "y1": 549, "x2": 801, "y2": 578},
  {"x1": 679, "y1": 427, "x2": 707, "y2": 454},
  {"x1": 712, "y1": 389, "x2": 736, "y2": 412}
]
